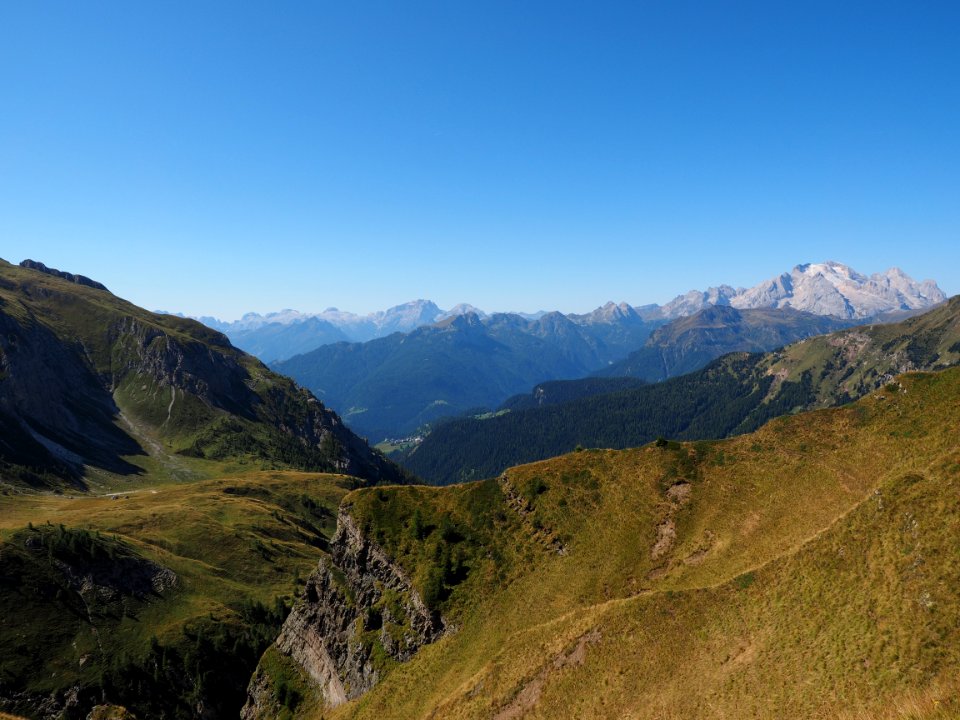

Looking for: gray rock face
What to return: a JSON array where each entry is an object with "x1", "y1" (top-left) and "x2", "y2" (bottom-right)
[
  {"x1": 241, "y1": 509, "x2": 445, "y2": 717},
  {"x1": 727, "y1": 262, "x2": 946, "y2": 319},
  {"x1": 659, "y1": 262, "x2": 946, "y2": 320},
  {"x1": 109, "y1": 315, "x2": 259, "y2": 416},
  {"x1": 51, "y1": 550, "x2": 178, "y2": 602}
]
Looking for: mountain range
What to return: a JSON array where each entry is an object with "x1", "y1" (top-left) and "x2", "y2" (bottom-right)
[
  {"x1": 594, "y1": 304, "x2": 856, "y2": 381},
  {"x1": 185, "y1": 261, "x2": 944, "y2": 363},
  {"x1": 657, "y1": 261, "x2": 945, "y2": 319},
  {"x1": 191, "y1": 300, "x2": 479, "y2": 361},
  {"x1": 264, "y1": 263, "x2": 945, "y2": 442}
]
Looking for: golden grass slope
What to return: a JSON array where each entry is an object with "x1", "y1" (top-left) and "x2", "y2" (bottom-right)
[{"x1": 317, "y1": 367, "x2": 960, "y2": 720}]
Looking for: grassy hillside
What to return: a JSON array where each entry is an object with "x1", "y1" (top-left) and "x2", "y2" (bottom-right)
[
  {"x1": 402, "y1": 296, "x2": 960, "y2": 484},
  {"x1": 0, "y1": 470, "x2": 353, "y2": 719},
  {"x1": 0, "y1": 259, "x2": 406, "y2": 490},
  {"x1": 296, "y1": 364, "x2": 960, "y2": 719}
]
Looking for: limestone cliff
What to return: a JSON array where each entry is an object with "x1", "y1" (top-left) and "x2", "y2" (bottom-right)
[{"x1": 242, "y1": 508, "x2": 446, "y2": 718}]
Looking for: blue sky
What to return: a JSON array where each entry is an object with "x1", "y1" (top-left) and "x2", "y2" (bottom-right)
[{"x1": 1, "y1": 1, "x2": 957, "y2": 319}]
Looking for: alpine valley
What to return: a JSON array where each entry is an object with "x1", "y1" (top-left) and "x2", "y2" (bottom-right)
[{"x1": 2, "y1": 258, "x2": 959, "y2": 720}]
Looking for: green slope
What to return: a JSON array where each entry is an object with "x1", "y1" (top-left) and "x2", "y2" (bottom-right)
[
  {"x1": 280, "y1": 364, "x2": 960, "y2": 720},
  {"x1": 402, "y1": 296, "x2": 960, "y2": 484},
  {"x1": 0, "y1": 259, "x2": 407, "y2": 490}
]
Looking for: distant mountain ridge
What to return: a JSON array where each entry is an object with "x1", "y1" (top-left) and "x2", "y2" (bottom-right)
[
  {"x1": 204, "y1": 300, "x2": 452, "y2": 340},
  {"x1": 266, "y1": 264, "x2": 944, "y2": 441},
  {"x1": 181, "y1": 261, "x2": 944, "y2": 362},
  {"x1": 269, "y1": 302, "x2": 896, "y2": 443},
  {"x1": 271, "y1": 308, "x2": 660, "y2": 441}
]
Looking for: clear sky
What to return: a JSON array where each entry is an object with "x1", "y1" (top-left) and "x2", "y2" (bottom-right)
[{"x1": 1, "y1": 1, "x2": 957, "y2": 319}]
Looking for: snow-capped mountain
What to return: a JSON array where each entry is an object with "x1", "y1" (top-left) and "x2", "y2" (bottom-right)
[{"x1": 662, "y1": 262, "x2": 945, "y2": 320}]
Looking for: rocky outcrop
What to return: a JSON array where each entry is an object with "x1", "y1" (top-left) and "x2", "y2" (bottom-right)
[
  {"x1": 19, "y1": 259, "x2": 110, "y2": 292},
  {"x1": 50, "y1": 550, "x2": 178, "y2": 602},
  {"x1": 242, "y1": 509, "x2": 446, "y2": 718},
  {"x1": 661, "y1": 285, "x2": 740, "y2": 318},
  {"x1": 108, "y1": 315, "x2": 259, "y2": 417}
]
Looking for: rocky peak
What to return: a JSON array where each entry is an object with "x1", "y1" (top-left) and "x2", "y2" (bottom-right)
[
  {"x1": 435, "y1": 311, "x2": 485, "y2": 331},
  {"x1": 574, "y1": 301, "x2": 640, "y2": 325},
  {"x1": 660, "y1": 284, "x2": 739, "y2": 318},
  {"x1": 437, "y1": 303, "x2": 488, "y2": 321},
  {"x1": 536, "y1": 310, "x2": 576, "y2": 327},
  {"x1": 374, "y1": 299, "x2": 442, "y2": 330}
]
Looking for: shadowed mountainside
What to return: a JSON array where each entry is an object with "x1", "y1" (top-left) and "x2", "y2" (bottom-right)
[{"x1": 0, "y1": 259, "x2": 408, "y2": 490}]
